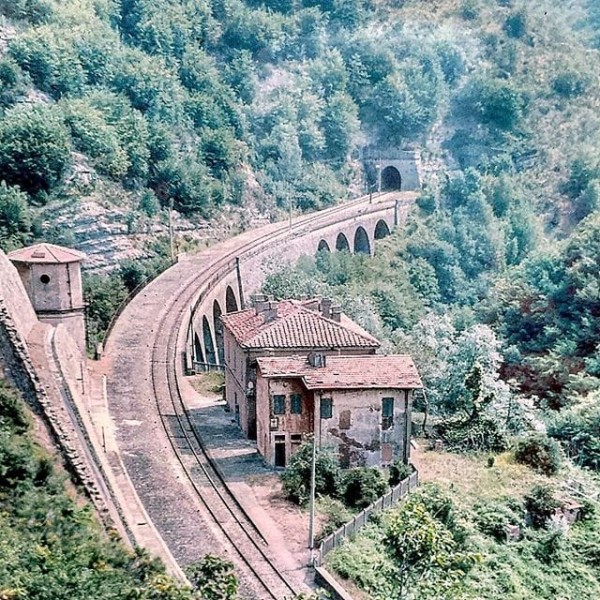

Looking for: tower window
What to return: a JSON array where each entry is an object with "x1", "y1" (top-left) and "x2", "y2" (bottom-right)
[{"x1": 40, "y1": 274, "x2": 50, "y2": 284}]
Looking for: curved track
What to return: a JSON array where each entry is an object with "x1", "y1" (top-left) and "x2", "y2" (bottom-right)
[{"x1": 104, "y1": 193, "x2": 411, "y2": 598}]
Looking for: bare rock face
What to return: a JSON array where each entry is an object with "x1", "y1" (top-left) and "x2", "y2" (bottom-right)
[
  {"x1": 40, "y1": 197, "x2": 220, "y2": 273},
  {"x1": 0, "y1": 23, "x2": 16, "y2": 55}
]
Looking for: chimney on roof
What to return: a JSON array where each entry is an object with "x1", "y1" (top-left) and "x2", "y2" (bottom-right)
[
  {"x1": 263, "y1": 301, "x2": 278, "y2": 323},
  {"x1": 253, "y1": 294, "x2": 269, "y2": 314},
  {"x1": 331, "y1": 305, "x2": 342, "y2": 323},
  {"x1": 321, "y1": 297, "x2": 332, "y2": 319},
  {"x1": 308, "y1": 352, "x2": 327, "y2": 368}
]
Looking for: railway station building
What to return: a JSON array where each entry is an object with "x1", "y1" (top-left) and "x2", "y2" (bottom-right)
[
  {"x1": 221, "y1": 297, "x2": 422, "y2": 468},
  {"x1": 221, "y1": 297, "x2": 380, "y2": 439}
]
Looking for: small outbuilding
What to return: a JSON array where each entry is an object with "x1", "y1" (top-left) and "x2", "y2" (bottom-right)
[{"x1": 8, "y1": 243, "x2": 86, "y2": 353}]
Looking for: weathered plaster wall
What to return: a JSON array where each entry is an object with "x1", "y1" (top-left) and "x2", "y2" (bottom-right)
[
  {"x1": 316, "y1": 388, "x2": 412, "y2": 467},
  {"x1": 256, "y1": 375, "x2": 314, "y2": 465}
]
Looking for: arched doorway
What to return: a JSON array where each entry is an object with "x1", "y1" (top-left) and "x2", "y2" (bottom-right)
[
  {"x1": 335, "y1": 232, "x2": 350, "y2": 252},
  {"x1": 225, "y1": 285, "x2": 238, "y2": 313},
  {"x1": 202, "y1": 316, "x2": 216, "y2": 366},
  {"x1": 353, "y1": 226, "x2": 371, "y2": 254},
  {"x1": 381, "y1": 166, "x2": 402, "y2": 191},
  {"x1": 213, "y1": 300, "x2": 224, "y2": 364},
  {"x1": 374, "y1": 219, "x2": 391, "y2": 240},
  {"x1": 317, "y1": 239, "x2": 330, "y2": 253}
]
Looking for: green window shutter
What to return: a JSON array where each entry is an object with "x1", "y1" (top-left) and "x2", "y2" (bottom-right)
[
  {"x1": 273, "y1": 394, "x2": 286, "y2": 415},
  {"x1": 290, "y1": 393, "x2": 302, "y2": 414},
  {"x1": 320, "y1": 397, "x2": 333, "y2": 419}
]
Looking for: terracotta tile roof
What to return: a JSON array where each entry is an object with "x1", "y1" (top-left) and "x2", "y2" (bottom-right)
[
  {"x1": 8, "y1": 243, "x2": 86, "y2": 264},
  {"x1": 221, "y1": 300, "x2": 380, "y2": 350},
  {"x1": 257, "y1": 355, "x2": 423, "y2": 390}
]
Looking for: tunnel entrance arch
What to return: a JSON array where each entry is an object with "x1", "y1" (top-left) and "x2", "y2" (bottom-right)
[
  {"x1": 381, "y1": 166, "x2": 402, "y2": 191},
  {"x1": 353, "y1": 226, "x2": 371, "y2": 254},
  {"x1": 335, "y1": 232, "x2": 350, "y2": 252},
  {"x1": 374, "y1": 219, "x2": 391, "y2": 240},
  {"x1": 225, "y1": 285, "x2": 238, "y2": 313}
]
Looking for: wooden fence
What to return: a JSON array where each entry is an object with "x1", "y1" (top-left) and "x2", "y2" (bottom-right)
[{"x1": 313, "y1": 469, "x2": 419, "y2": 567}]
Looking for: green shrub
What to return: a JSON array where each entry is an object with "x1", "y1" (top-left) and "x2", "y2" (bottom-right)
[
  {"x1": 0, "y1": 0, "x2": 53, "y2": 23},
  {"x1": 316, "y1": 497, "x2": 353, "y2": 541},
  {"x1": 460, "y1": 76, "x2": 526, "y2": 131},
  {"x1": 524, "y1": 484, "x2": 560, "y2": 529},
  {"x1": 0, "y1": 181, "x2": 33, "y2": 252},
  {"x1": 187, "y1": 554, "x2": 238, "y2": 600},
  {"x1": 561, "y1": 156, "x2": 600, "y2": 199},
  {"x1": 0, "y1": 105, "x2": 71, "y2": 197},
  {"x1": 0, "y1": 380, "x2": 30, "y2": 433},
  {"x1": 415, "y1": 484, "x2": 468, "y2": 543},
  {"x1": 9, "y1": 30, "x2": 86, "y2": 97},
  {"x1": 548, "y1": 399, "x2": 600, "y2": 471},
  {"x1": 388, "y1": 459, "x2": 411, "y2": 486},
  {"x1": 552, "y1": 70, "x2": 590, "y2": 98},
  {"x1": 63, "y1": 100, "x2": 129, "y2": 179},
  {"x1": 514, "y1": 434, "x2": 563, "y2": 475},
  {"x1": 460, "y1": 0, "x2": 479, "y2": 20},
  {"x1": 281, "y1": 441, "x2": 341, "y2": 505},
  {"x1": 503, "y1": 11, "x2": 527, "y2": 39},
  {"x1": 434, "y1": 414, "x2": 509, "y2": 453},
  {"x1": 0, "y1": 57, "x2": 29, "y2": 107},
  {"x1": 531, "y1": 529, "x2": 565, "y2": 564},
  {"x1": 342, "y1": 467, "x2": 389, "y2": 509},
  {"x1": 473, "y1": 500, "x2": 522, "y2": 541},
  {"x1": 139, "y1": 189, "x2": 160, "y2": 217}
]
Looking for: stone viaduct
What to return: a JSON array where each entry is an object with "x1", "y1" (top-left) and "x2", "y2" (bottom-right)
[{"x1": 186, "y1": 192, "x2": 416, "y2": 373}]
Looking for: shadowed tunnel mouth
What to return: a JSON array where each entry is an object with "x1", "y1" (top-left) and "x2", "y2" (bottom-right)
[{"x1": 381, "y1": 166, "x2": 402, "y2": 190}]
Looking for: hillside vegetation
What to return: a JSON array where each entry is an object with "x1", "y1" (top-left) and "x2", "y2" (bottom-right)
[
  {"x1": 2, "y1": 0, "x2": 600, "y2": 597},
  {"x1": 1, "y1": 0, "x2": 599, "y2": 255}
]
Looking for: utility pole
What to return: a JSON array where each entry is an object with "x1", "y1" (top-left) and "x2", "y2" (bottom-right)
[
  {"x1": 168, "y1": 197, "x2": 175, "y2": 261},
  {"x1": 288, "y1": 182, "x2": 293, "y2": 231},
  {"x1": 308, "y1": 393, "x2": 320, "y2": 559}
]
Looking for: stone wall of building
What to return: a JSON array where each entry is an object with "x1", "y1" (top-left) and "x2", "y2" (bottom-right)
[
  {"x1": 0, "y1": 250, "x2": 117, "y2": 530},
  {"x1": 256, "y1": 374, "x2": 314, "y2": 466}
]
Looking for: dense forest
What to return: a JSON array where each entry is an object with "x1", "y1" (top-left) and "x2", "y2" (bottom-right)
[{"x1": 1, "y1": 0, "x2": 600, "y2": 598}]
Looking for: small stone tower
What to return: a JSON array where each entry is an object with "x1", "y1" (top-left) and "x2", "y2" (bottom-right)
[{"x1": 8, "y1": 243, "x2": 86, "y2": 353}]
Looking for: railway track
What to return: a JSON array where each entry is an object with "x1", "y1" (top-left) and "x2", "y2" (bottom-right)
[{"x1": 106, "y1": 192, "x2": 409, "y2": 598}]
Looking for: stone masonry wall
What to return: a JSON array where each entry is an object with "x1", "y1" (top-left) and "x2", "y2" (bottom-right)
[
  {"x1": 0, "y1": 251, "x2": 113, "y2": 526},
  {"x1": 0, "y1": 249, "x2": 38, "y2": 340}
]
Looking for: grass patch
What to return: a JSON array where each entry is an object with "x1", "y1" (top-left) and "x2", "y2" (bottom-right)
[{"x1": 188, "y1": 371, "x2": 225, "y2": 396}]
